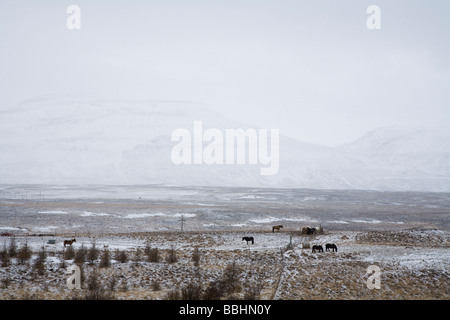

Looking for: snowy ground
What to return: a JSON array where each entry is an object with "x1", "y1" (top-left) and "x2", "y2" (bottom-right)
[{"x1": 0, "y1": 185, "x2": 449, "y2": 300}]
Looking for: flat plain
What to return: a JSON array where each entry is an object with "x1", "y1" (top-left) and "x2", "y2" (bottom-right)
[{"x1": 0, "y1": 185, "x2": 449, "y2": 300}]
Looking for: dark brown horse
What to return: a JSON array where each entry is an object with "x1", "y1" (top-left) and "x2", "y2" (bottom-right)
[
  {"x1": 242, "y1": 237, "x2": 254, "y2": 245},
  {"x1": 272, "y1": 225, "x2": 283, "y2": 232},
  {"x1": 325, "y1": 243, "x2": 338, "y2": 252},
  {"x1": 302, "y1": 226, "x2": 317, "y2": 235},
  {"x1": 64, "y1": 239, "x2": 76, "y2": 247},
  {"x1": 312, "y1": 245, "x2": 323, "y2": 253}
]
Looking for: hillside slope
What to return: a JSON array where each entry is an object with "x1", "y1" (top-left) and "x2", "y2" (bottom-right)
[{"x1": 0, "y1": 95, "x2": 448, "y2": 191}]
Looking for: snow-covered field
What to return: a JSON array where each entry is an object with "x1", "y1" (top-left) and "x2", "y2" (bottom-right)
[{"x1": 0, "y1": 185, "x2": 449, "y2": 300}]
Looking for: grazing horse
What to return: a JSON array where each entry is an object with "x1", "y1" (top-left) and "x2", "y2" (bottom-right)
[
  {"x1": 312, "y1": 245, "x2": 323, "y2": 253},
  {"x1": 64, "y1": 239, "x2": 76, "y2": 247},
  {"x1": 272, "y1": 225, "x2": 283, "y2": 233},
  {"x1": 242, "y1": 237, "x2": 254, "y2": 245},
  {"x1": 303, "y1": 227, "x2": 316, "y2": 235},
  {"x1": 325, "y1": 243, "x2": 338, "y2": 252}
]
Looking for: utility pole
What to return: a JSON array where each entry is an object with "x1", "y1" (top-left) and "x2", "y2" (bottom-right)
[{"x1": 180, "y1": 215, "x2": 185, "y2": 232}]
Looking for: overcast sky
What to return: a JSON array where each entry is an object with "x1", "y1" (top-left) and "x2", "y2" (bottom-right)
[{"x1": 0, "y1": 0, "x2": 449, "y2": 146}]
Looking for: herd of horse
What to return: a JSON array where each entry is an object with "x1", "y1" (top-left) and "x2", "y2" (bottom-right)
[
  {"x1": 242, "y1": 225, "x2": 338, "y2": 253},
  {"x1": 312, "y1": 243, "x2": 338, "y2": 253},
  {"x1": 242, "y1": 236, "x2": 337, "y2": 253},
  {"x1": 63, "y1": 225, "x2": 337, "y2": 253}
]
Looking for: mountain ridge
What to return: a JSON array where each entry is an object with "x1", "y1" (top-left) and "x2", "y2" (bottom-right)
[{"x1": 0, "y1": 95, "x2": 448, "y2": 192}]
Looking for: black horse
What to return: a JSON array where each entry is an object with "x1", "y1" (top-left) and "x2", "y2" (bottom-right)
[
  {"x1": 325, "y1": 243, "x2": 338, "y2": 252},
  {"x1": 302, "y1": 226, "x2": 316, "y2": 235},
  {"x1": 312, "y1": 245, "x2": 323, "y2": 253},
  {"x1": 242, "y1": 237, "x2": 254, "y2": 245}
]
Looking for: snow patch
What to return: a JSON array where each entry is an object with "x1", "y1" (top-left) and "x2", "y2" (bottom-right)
[
  {"x1": 80, "y1": 211, "x2": 112, "y2": 217},
  {"x1": 249, "y1": 216, "x2": 317, "y2": 224},
  {"x1": 123, "y1": 212, "x2": 196, "y2": 219},
  {"x1": 38, "y1": 210, "x2": 67, "y2": 214}
]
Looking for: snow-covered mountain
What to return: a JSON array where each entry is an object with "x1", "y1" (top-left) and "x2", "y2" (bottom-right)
[
  {"x1": 340, "y1": 126, "x2": 450, "y2": 178},
  {"x1": 0, "y1": 94, "x2": 449, "y2": 192}
]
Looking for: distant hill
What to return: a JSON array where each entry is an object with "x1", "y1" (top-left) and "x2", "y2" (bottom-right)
[
  {"x1": 0, "y1": 94, "x2": 448, "y2": 192},
  {"x1": 340, "y1": 126, "x2": 450, "y2": 178}
]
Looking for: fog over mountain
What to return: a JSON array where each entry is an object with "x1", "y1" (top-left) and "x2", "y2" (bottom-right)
[
  {"x1": 340, "y1": 126, "x2": 450, "y2": 178},
  {"x1": 0, "y1": 95, "x2": 449, "y2": 192}
]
